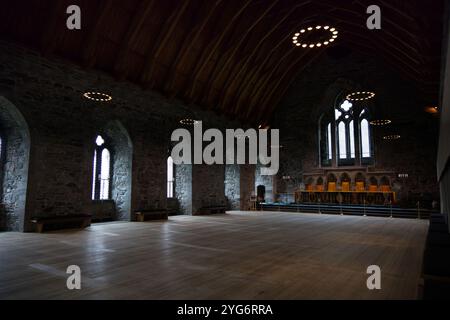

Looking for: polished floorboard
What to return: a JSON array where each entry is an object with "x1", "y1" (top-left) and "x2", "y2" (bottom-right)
[{"x1": 0, "y1": 211, "x2": 428, "y2": 300}]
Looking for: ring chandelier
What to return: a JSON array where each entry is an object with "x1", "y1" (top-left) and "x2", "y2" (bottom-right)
[
  {"x1": 292, "y1": 26, "x2": 338, "y2": 48},
  {"x1": 346, "y1": 91, "x2": 376, "y2": 101},
  {"x1": 370, "y1": 119, "x2": 392, "y2": 126},
  {"x1": 383, "y1": 135, "x2": 401, "y2": 140},
  {"x1": 179, "y1": 118, "x2": 199, "y2": 125},
  {"x1": 83, "y1": 92, "x2": 112, "y2": 102}
]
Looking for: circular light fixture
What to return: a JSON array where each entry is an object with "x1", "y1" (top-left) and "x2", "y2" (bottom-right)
[
  {"x1": 292, "y1": 25, "x2": 338, "y2": 48},
  {"x1": 383, "y1": 135, "x2": 401, "y2": 140},
  {"x1": 346, "y1": 91, "x2": 376, "y2": 101},
  {"x1": 83, "y1": 92, "x2": 112, "y2": 102},
  {"x1": 179, "y1": 118, "x2": 199, "y2": 125},
  {"x1": 370, "y1": 119, "x2": 392, "y2": 126},
  {"x1": 425, "y1": 106, "x2": 439, "y2": 114}
]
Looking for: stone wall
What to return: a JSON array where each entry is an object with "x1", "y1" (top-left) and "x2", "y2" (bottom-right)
[
  {"x1": 240, "y1": 164, "x2": 256, "y2": 210},
  {"x1": 175, "y1": 164, "x2": 192, "y2": 215},
  {"x1": 104, "y1": 120, "x2": 133, "y2": 221},
  {"x1": 192, "y1": 164, "x2": 226, "y2": 214},
  {"x1": 0, "y1": 41, "x2": 252, "y2": 231},
  {"x1": 225, "y1": 165, "x2": 240, "y2": 210},
  {"x1": 0, "y1": 96, "x2": 31, "y2": 231}
]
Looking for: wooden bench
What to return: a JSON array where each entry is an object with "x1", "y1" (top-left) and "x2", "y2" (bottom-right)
[
  {"x1": 31, "y1": 214, "x2": 92, "y2": 233},
  {"x1": 135, "y1": 209, "x2": 168, "y2": 222},
  {"x1": 196, "y1": 205, "x2": 227, "y2": 216}
]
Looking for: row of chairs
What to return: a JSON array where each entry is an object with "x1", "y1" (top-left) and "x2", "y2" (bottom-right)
[{"x1": 306, "y1": 182, "x2": 391, "y2": 192}]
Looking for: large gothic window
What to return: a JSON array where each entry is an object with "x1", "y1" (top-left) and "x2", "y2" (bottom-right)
[
  {"x1": 335, "y1": 100, "x2": 355, "y2": 165},
  {"x1": 320, "y1": 98, "x2": 373, "y2": 166},
  {"x1": 92, "y1": 135, "x2": 112, "y2": 200}
]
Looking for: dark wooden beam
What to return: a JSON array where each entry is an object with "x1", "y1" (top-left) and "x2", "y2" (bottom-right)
[
  {"x1": 182, "y1": 0, "x2": 253, "y2": 100},
  {"x1": 40, "y1": 0, "x2": 68, "y2": 56},
  {"x1": 254, "y1": 51, "x2": 323, "y2": 123},
  {"x1": 113, "y1": 0, "x2": 156, "y2": 80},
  {"x1": 141, "y1": 0, "x2": 191, "y2": 86},
  {"x1": 199, "y1": 0, "x2": 280, "y2": 106},
  {"x1": 245, "y1": 48, "x2": 316, "y2": 120},
  {"x1": 164, "y1": 0, "x2": 224, "y2": 94},
  {"x1": 214, "y1": 2, "x2": 311, "y2": 112},
  {"x1": 81, "y1": 1, "x2": 115, "y2": 68},
  {"x1": 229, "y1": 14, "x2": 321, "y2": 115}
]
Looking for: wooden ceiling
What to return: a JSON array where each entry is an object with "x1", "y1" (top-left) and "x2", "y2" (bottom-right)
[{"x1": 0, "y1": 0, "x2": 444, "y2": 125}]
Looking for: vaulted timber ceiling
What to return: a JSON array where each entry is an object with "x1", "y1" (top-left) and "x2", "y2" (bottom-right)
[{"x1": 0, "y1": 0, "x2": 444, "y2": 125}]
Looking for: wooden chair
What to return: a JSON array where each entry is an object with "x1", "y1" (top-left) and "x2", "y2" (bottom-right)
[
  {"x1": 328, "y1": 182, "x2": 336, "y2": 192},
  {"x1": 356, "y1": 182, "x2": 365, "y2": 192},
  {"x1": 342, "y1": 181, "x2": 350, "y2": 192}
]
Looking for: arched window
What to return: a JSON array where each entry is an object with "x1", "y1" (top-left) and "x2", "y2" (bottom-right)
[
  {"x1": 167, "y1": 156, "x2": 174, "y2": 198},
  {"x1": 326, "y1": 123, "x2": 332, "y2": 160},
  {"x1": 335, "y1": 100, "x2": 355, "y2": 164},
  {"x1": 319, "y1": 97, "x2": 373, "y2": 166},
  {"x1": 360, "y1": 118, "x2": 371, "y2": 158},
  {"x1": 338, "y1": 121, "x2": 347, "y2": 159},
  {"x1": 92, "y1": 135, "x2": 112, "y2": 200}
]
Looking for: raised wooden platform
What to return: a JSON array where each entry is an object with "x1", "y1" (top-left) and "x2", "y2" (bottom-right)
[
  {"x1": 260, "y1": 203, "x2": 436, "y2": 219},
  {"x1": 0, "y1": 212, "x2": 428, "y2": 299}
]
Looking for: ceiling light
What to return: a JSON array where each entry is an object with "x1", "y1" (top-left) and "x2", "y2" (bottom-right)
[
  {"x1": 383, "y1": 135, "x2": 401, "y2": 140},
  {"x1": 346, "y1": 91, "x2": 376, "y2": 101},
  {"x1": 83, "y1": 92, "x2": 112, "y2": 102},
  {"x1": 425, "y1": 106, "x2": 439, "y2": 114},
  {"x1": 292, "y1": 25, "x2": 338, "y2": 49},
  {"x1": 370, "y1": 119, "x2": 392, "y2": 126},
  {"x1": 180, "y1": 118, "x2": 199, "y2": 125}
]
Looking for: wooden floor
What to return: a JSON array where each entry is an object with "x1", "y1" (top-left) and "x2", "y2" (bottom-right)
[{"x1": 0, "y1": 211, "x2": 428, "y2": 300}]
